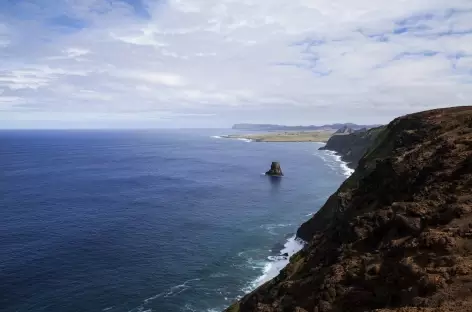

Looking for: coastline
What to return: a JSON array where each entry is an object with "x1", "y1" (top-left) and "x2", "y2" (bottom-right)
[
  {"x1": 325, "y1": 150, "x2": 356, "y2": 174},
  {"x1": 242, "y1": 236, "x2": 305, "y2": 295},
  {"x1": 209, "y1": 133, "x2": 354, "y2": 311},
  {"x1": 216, "y1": 130, "x2": 335, "y2": 143},
  {"x1": 227, "y1": 107, "x2": 472, "y2": 312},
  {"x1": 239, "y1": 145, "x2": 354, "y2": 298}
]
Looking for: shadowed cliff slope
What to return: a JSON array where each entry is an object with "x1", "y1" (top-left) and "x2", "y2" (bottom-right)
[
  {"x1": 320, "y1": 126, "x2": 385, "y2": 169},
  {"x1": 226, "y1": 106, "x2": 472, "y2": 312}
]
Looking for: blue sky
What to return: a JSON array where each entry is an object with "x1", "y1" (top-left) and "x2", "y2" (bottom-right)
[{"x1": 0, "y1": 0, "x2": 471, "y2": 128}]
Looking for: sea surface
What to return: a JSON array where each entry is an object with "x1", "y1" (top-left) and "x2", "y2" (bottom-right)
[{"x1": 0, "y1": 129, "x2": 352, "y2": 312}]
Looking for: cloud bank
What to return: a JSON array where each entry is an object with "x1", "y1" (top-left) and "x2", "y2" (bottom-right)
[{"x1": 1, "y1": 0, "x2": 471, "y2": 128}]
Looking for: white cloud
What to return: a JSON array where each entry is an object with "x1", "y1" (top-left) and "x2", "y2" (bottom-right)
[
  {"x1": 64, "y1": 48, "x2": 90, "y2": 58},
  {"x1": 1, "y1": 0, "x2": 471, "y2": 128},
  {"x1": 0, "y1": 23, "x2": 10, "y2": 47},
  {"x1": 125, "y1": 71, "x2": 186, "y2": 86},
  {"x1": 110, "y1": 30, "x2": 168, "y2": 47},
  {"x1": 0, "y1": 95, "x2": 24, "y2": 105}
]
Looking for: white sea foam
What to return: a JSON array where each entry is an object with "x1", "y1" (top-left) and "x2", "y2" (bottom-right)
[
  {"x1": 182, "y1": 304, "x2": 197, "y2": 311},
  {"x1": 267, "y1": 255, "x2": 288, "y2": 261},
  {"x1": 316, "y1": 150, "x2": 354, "y2": 177},
  {"x1": 210, "y1": 135, "x2": 252, "y2": 142},
  {"x1": 129, "y1": 279, "x2": 201, "y2": 312},
  {"x1": 128, "y1": 308, "x2": 152, "y2": 312},
  {"x1": 260, "y1": 223, "x2": 292, "y2": 235},
  {"x1": 209, "y1": 272, "x2": 229, "y2": 278},
  {"x1": 340, "y1": 161, "x2": 355, "y2": 176},
  {"x1": 242, "y1": 235, "x2": 304, "y2": 293},
  {"x1": 145, "y1": 278, "x2": 200, "y2": 303},
  {"x1": 236, "y1": 138, "x2": 252, "y2": 142}
]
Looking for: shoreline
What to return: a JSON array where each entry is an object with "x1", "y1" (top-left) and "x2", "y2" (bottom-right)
[
  {"x1": 241, "y1": 236, "x2": 305, "y2": 295},
  {"x1": 239, "y1": 147, "x2": 354, "y2": 297},
  {"x1": 216, "y1": 130, "x2": 335, "y2": 143},
  {"x1": 226, "y1": 107, "x2": 472, "y2": 312},
  {"x1": 209, "y1": 133, "x2": 354, "y2": 311},
  {"x1": 325, "y1": 150, "x2": 356, "y2": 175}
]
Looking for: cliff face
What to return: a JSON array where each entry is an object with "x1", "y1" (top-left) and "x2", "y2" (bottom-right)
[
  {"x1": 226, "y1": 106, "x2": 472, "y2": 312},
  {"x1": 320, "y1": 126, "x2": 385, "y2": 169},
  {"x1": 333, "y1": 126, "x2": 355, "y2": 135}
]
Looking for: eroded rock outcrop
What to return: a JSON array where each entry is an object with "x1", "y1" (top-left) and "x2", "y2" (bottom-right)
[
  {"x1": 266, "y1": 162, "x2": 284, "y2": 176},
  {"x1": 226, "y1": 106, "x2": 472, "y2": 312}
]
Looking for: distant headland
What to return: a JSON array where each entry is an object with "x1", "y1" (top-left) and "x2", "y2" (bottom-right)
[
  {"x1": 231, "y1": 123, "x2": 380, "y2": 131},
  {"x1": 224, "y1": 123, "x2": 381, "y2": 143}
]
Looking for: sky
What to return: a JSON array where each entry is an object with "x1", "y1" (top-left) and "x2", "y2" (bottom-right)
[{"x1": 0, "y1": 0, "x2": 471, "y2": 128}]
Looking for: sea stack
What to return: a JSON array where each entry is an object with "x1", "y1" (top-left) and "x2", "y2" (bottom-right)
[{"x1": 265, "y1": 162, "x2": 283, "y2": 176}]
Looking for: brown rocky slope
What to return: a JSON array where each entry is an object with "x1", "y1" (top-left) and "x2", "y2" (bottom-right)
[{"x1": 226, "y1": 106, "x2": 472, "y2": 312}]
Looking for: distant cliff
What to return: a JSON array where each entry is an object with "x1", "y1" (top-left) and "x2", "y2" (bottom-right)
[
  {"x1": 226, "y1": 106, "x2": 472, "y2": 312},
  {"x1": 333, "y1": 126, "x2": 355, "y2": 134},
  {"x1": 231, "y1": 123, "x2": 380, "y2": 131},
  {"x1": 320, "y1": 126, "x2": 385, "y2": 169}
]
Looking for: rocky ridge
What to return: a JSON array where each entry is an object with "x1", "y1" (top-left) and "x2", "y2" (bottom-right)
[{"x1": 226, "y1": 106, "x2": 472, "y2": 312}]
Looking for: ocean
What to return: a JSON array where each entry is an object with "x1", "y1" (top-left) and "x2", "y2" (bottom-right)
[{"x1": 0, "y1": 129, "x2": 352, "y2": 312}]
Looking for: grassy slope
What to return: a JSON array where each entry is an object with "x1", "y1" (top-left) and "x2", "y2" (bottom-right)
[{"x1": 225, "y1": 130, "x2": 335, "y2": 142}]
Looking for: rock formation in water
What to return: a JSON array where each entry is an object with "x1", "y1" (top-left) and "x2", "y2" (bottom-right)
[
  {"x1": 225, "y1": 106, "x2": 472, "y2": 312},
  {"x1": 320, "y1": 126, "x2": 385, "y2": 169},
  {"x1": 266, "y1": 162, "x2": 284, "y2": 176}
]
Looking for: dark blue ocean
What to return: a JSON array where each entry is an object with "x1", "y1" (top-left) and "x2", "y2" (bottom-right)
[{"x1": 0, "y1": 130, "x2": 351, "y2": 312}]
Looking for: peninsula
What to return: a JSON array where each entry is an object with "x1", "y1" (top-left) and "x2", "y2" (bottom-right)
[
  {"x1": 232, "y1": 123, "x2": 380, "y2": 131},
  {"x1": 223, "y1": 130, "x2": 335, "y2": 142}
]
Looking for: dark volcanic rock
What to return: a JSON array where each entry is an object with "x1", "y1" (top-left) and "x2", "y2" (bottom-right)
[
  {"x1": 266, "y1": 162, "x2": 284, "y2": 176},
  {"x1": 320, "y1": 126, "x2": 385, "y2": 169},
  {"x1": 225, "y1": 106, "x2": 472, "y2": 312}
]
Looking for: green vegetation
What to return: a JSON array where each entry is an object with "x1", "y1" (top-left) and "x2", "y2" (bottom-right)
[
  {"x1": 226, "y1": 302, "x2": 240, "y2": 312},
  {"x1": 289, "y1": 251, "x2": 303, "y2": 263},
  {"x1": 225, "y1": 130, "x2": 335, "y2": 142}
]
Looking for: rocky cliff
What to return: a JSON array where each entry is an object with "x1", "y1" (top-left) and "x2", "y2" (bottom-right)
[
  {"x1": 334, "y1": 126, "x2": 355, "y2": 135},
  {"x1": 226, "y1": 106, "x2": 472, "y2": 312},
  {"x1": 320, "y1": 126, "x2": 385, "y2": 169}
]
